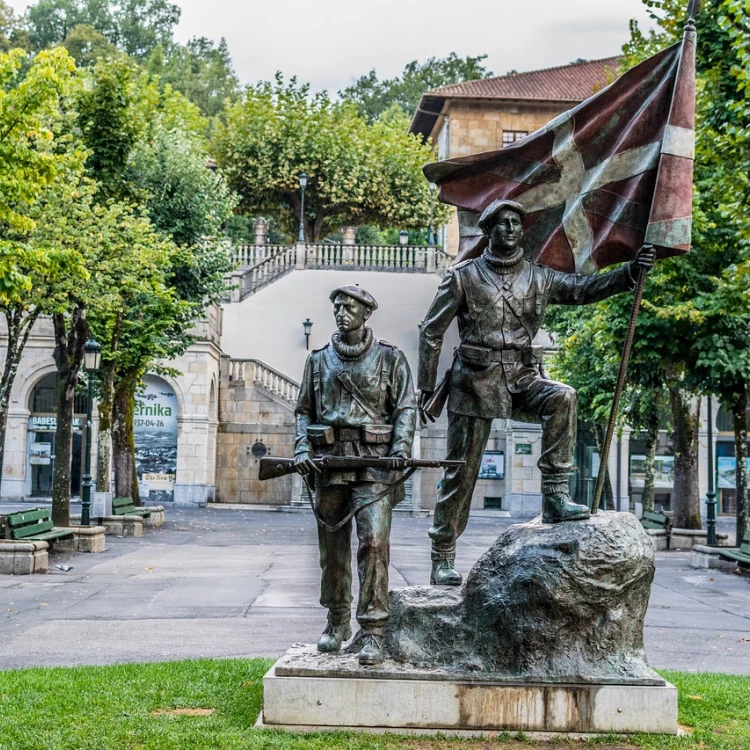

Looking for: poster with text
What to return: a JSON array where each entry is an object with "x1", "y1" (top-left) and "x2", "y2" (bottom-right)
[
  {"x1": 134, "y1": 375, "x2": 178, "y2": 502},
  {"x1": 478, "y1": 452, "x2": 504, "y2": 480}
]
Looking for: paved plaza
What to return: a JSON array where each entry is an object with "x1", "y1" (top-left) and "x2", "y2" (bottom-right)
[{"x1": 0, "y1": 507, "x2": 748, "y2": 673}]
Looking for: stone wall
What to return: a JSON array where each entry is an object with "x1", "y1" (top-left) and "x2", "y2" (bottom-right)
[{"x1": 215, "y1": 356, "x2": 297, "y2": 505}]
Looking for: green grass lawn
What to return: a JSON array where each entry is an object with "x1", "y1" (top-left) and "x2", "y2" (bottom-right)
[{"x1": 0, "y1": 659, "x2": 747, "y2": 749}]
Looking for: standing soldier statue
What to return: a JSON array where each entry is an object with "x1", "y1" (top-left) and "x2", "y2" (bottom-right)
[
  {"x1": 418, "y1": 199, "x2": 655, "y2": 586},
  {"x1": 293, "y1": 285, "x2": 417, "y2": 666}
]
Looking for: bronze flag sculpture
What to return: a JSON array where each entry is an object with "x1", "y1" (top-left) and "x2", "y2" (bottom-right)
[{"x1": 418, "y1": 4, "x2": 698, "y2": 583}]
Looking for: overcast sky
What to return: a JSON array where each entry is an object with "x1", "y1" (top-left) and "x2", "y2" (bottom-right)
[{"x1": 9, "y1": 0, "x2": 658, "y2": 93}]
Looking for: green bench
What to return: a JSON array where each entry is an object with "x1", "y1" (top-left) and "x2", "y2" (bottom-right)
[
  {"x1": 6, "y1": 508, "x2": 74, "y2": 545},
  {"x1": 111, "y1": 497, "x2": 152, "y2": 520},
  {"x1": 641, "y1": 510, "x2": 671, "y2": 531},
  {"x1": 719, "y1": 531, "x2": 750, "y2": 567}
]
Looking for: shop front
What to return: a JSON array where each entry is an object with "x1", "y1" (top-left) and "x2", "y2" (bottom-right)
[{"x1": 26, "y1": 374, "x2": 87, "y2": 497}]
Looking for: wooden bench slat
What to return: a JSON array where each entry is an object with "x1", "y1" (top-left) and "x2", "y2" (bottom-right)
[
  {"x1": 12, "y1": 521, "x2": 55, "y2": 539},
  {"x1": 32, "y1": 529, "x2": 74, "y2": 542},
  {"x1": 7, "y1": 509, "x2": 50, "y2": 526},
  {"x1": 719, "y1": 549, "x2": 750, "y2": 565}
]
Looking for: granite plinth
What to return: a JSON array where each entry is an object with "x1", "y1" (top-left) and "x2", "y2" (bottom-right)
[
  {"x1": 0, "y1": 539, "x2": 49, "y2": 574},
  {"x1": 263, "y1": 646, "x2": 678, "y2": 735}
]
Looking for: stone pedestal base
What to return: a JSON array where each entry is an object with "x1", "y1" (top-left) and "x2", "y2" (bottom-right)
[
  {"x1": 96, "y1": 516, "x2": 143, "y2": 537},
  {"x1": 55, "y1": 526, "x2": 106, "y2": 553},
  {"x1": 671, "y1": 528, "x2": 729, "y2": 549},
  {"x1": 262, "y1": 646, "x2": 678, "y2": 735},
  {"x1": 0, "y1": 539, "x2": 49, "y2": 574}
]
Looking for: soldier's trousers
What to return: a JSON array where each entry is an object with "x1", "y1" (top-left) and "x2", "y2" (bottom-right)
[
  {"x1": 317, "y1": 483, "x2": 392, "y2": 634},
  {"x1": 429, "y1": 377, "x2": 577, "y2": 557}
]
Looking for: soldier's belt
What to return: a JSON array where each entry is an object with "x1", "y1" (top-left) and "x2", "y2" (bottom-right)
[
  {"x1": 307, "y1": 424, "x2": 394, "y2": 448},
  {"x1": 459, "y1": 344, "x2": 543, "y2": 368}
]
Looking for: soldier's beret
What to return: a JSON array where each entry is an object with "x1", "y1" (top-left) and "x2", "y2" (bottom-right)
[
  {"x1": 329, "y1": 284, "x2": 379, "y2": 310},
  {"x1": 477, "y1": 199, "x2": 527, "y2": 233}
]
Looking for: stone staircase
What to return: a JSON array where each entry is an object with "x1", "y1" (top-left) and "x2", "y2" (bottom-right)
[{"x1": 227, "y1": 358, "x2": 299, "y2": 406}]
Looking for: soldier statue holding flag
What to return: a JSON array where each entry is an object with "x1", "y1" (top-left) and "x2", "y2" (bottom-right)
[
  {"x1": 418, "y1": 200, "x2": 655, "y2": 585},
  {"x1": 418, "y1": 0, "x2": 699, "y2": 586}
]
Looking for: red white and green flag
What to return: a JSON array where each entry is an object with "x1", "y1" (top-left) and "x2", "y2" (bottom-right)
[{"x1": 424, "y1": 24, "x2": 697, "y2": 274}]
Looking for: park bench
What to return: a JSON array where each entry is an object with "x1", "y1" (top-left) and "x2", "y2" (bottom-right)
[
  {"x1": 641, "y1": 510, "x2": 671, "y2": 531},
  {"x1": 111, "y1": 497, "x2": 152, "y2": 520},
  {"x1": 718, "y1": 530, "x2": 750, "y2": 567},
  {"x1": 5, "y1": 508, "x2": 74, "y2": 545}
]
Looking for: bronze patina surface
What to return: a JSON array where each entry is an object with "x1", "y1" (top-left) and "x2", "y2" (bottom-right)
[
  {"x1": 294, "y1": 284, "x2": 417, "y2": 666},
  {"x1": 418, "y1": 201, "x2": 655, "y2": 583}
]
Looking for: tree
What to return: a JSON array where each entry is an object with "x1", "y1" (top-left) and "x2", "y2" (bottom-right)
[
  {"x1": 62, "y1": 23, "x2": 116, "y2": 66},
  {"x1": 0, "y1": 48, "x2": 80, "y2": 491},
  {"x1": 0, "y1": 1, "x2": 28, "y2": 51},
  {"x1": 74, "y1": 56, "x2": 234, "y2": 502},
  {"x1": 145, "y1": 37, "x2": 238, "y2": 117},
  {"x1": 214, "y1": 77, "x2": 445, "y2": 241},
  {"x1": 340, "y1": 52, "x2": 493, "y2": 122},
  {"x1": 549, "y1": 0, "x2": 750, "y2": 529}
]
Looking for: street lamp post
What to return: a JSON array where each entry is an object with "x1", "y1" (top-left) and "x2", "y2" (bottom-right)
[
  {"x1": 81, "y1": 338, "x2": 102, "y2": 526},
  {"x1": 297, "y1": 172, "x2": 308, "y2": 243},
  {"x1": 706, "y1": 394, "x2": 717, "y2": 546},
  {"x1": 399, "y1": 230, "x2": 409, "y2": 246},
  {"x1": 303, "y1": 318, "x2": 313, "y2": 350},
  {"x1": 428, "y1": 183, "x2": 436, "y2": 246}
]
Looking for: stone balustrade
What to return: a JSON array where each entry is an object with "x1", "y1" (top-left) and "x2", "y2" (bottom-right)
[
  {"x1": 224, "y1": 242, "x2": 454, "y2": 302},
  {"x1": 228, "y1": 358, "x2": 300, "y2": 404}
]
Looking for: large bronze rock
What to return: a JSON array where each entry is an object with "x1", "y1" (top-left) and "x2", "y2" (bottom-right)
[{"x1": 385, "y1": 511, "x2": 658, "y2": 683}]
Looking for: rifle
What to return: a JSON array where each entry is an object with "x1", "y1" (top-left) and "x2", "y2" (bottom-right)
[{"x1": 259, "y1": 455, "x2": 464, "y2": 481}]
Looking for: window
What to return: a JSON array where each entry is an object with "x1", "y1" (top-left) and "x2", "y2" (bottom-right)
[
  {"x1": 484, "y1": 497, "x2": 504, "y2": 509},
  {"x1": 502, "y1": 130, "x2": 528, "y2": 147}
]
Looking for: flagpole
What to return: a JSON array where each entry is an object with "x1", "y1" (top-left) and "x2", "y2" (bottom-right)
[
  {"x1": 592, "y1": 0, "x2": 699, "y2": 514},
  {"x1": 591, "y1": 264, "x2": 649, "y2": 513}
]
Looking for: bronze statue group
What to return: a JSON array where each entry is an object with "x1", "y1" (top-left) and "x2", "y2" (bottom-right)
[{"x1": 289, "y1": 199, "x2": 655, "y2": 666}]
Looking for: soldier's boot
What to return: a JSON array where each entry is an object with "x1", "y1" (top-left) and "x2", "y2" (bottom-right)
[
  {"x1": 317, "y1": 619, "x2": 352, "y2": 653},
  {"x1": 542, "y1": 475, "x2": 590, "y2": 524},
  {"x1": 358, "y1": 631, "x2": 384, "y2": 666},
  {"x1": 430, "y1": 549, "x2": 462, "y2": 586}
]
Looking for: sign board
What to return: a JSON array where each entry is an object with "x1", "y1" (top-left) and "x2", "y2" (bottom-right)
[
  {"x1": 478, "y1": 451, "x2": 504, "y2": 480},
  {"x1": 515, "y1": 444, "x2": 532, "y2": 455},
  {"x1": 135, "y1": 375, "x2": 178, "y2": 501},
  {"x1": 30, "y1": 416, "x2": 83, "y2": 430},
  {"x1": 29, "y1": 442, "x2": 52, "y2": 465},
  {"x1": 717, "y1": 457, "x2": 750, "y2": 489},
  {"x1": 630, "y1": 454, "x2": 675, "y2": 489}
]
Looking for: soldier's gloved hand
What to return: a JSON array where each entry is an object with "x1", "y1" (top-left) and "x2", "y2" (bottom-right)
[
  {"x1": 294, "y1": 452, "x2": 321, "y2": 475},
  {"x1": 387, "y1": 451, "x2": 409, "y2": 470},
  {"x1": 631, "y1": 244, "x2": 656, "y2": 274},
  {"x1": 418, "y1": 390, "x2": 436, "y2": 426}
]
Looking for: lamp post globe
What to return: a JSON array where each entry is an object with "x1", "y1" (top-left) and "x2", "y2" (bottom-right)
[
  {"x1": 81, "y1": 337, "x2": 102, "y2": 526},
  {"x1": 399, "y1": 230, "x2": 409, "y2": 246},
  {"x1": 303, "y1": 318, "x2": 313, "y2": 350}
]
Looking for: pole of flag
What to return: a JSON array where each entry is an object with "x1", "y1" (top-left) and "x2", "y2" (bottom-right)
[{"x1": 591, "y1": 0, "x2": 699, "y2": 513}]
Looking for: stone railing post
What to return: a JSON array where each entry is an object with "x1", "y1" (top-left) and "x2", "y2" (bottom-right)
[
  {"x1": 341, "y1": 226, "x2": 357, "y2": 245},
  {"x1": 426, "y1": 246, "x2": 436, "y2": 273},
  {"x1": 295, "y1": 241, "x2": 306, "y2": 270},
  {"x1": 253, "y1": 218, "x2": 269, "y2": 246}
]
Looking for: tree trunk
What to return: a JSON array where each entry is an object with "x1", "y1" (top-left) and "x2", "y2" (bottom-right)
[
  {"x1": 51, "y1": 307, "x2": 89, "y2": 526},
  {"x1": 95, "y1": 361, "x2": 115, "y2": 492},
  {"x1": 668, "y1": 384, "x2": 702, "y2": 529},
  {"x1": 593, "y1": 423, "x2": 614, "y2": 511},
  {"x1": 95, "y1": 308, "x2": 123, "y2": 493},
  {"x1": 0, "y1": 309, "x2": 38, "y2": 487},
  {"x1": 643, "y1": 408, "x2": 660, "y2": 513},
  {"x1": 112, "y1": 373, "x2": 140, "y2": 504},
  {"x1": 732, "y1": 387, "x2": 748, "y2": 545}
]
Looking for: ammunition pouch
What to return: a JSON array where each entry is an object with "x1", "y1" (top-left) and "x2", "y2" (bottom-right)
[
  {"x1": 308, "y1": 424, "x2": 335, "y2": 449},
  {"x1": 361, "y1": 424, "x2": 393, "y2": 444}
]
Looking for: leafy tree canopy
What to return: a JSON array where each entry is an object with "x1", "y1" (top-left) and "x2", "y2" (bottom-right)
[
  {"x1": 340, "y1": 52, "x2": 493, "y2": 122},
  {"x1": 214, "y1": 76, "x2": 447, "y2": 241}
]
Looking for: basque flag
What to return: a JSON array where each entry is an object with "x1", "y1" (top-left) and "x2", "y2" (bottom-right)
[{"x1": 424, "y1": 25, "x2": 696, "y2": 274}]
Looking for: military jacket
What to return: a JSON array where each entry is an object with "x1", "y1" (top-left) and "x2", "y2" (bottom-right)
[
  {"x1": 418, "y1": 255, "x2": 635, "y2": 419},
  {"x1": 295, "y1": 336, "x2": 417, "y2": 484}
]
